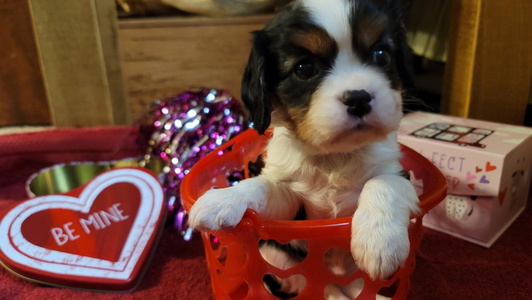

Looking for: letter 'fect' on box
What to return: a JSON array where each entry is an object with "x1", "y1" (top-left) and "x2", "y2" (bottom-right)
[{"x1": 398, "y1": 112, "x2": 532, "y2": 247}]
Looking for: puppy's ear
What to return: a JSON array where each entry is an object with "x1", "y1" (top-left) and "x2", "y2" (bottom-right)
[
  {"x1": 241, "y1": 30, "x2": 273, "y2": 135},
  {"x1": 390, "y1": 0, "x2": 416, "y2": 96},
  {"x1": 394, "y1": 26, "x2": 416, "y2": 96},
  {"x1": 398, "y1": 0, "x2": 414, "y2": 12}
]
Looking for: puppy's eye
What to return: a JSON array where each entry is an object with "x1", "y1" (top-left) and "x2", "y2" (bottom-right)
[
  {"x1": 294, "y1": 61, "x2": 318, "y2": 80},
  {"x1": 372, "y1": 48, "x2": 391, "y2": 68}
]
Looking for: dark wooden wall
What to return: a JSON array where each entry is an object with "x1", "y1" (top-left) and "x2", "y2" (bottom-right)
[
  {"x1": 0, "y1": 0, "x2": 51, "y2": 126},
  {"x1": 0, "y1": 0, "x2": 530, "y2": 128},
  {"x1": 440, "y1": 0, "x2": 531, "y2": 125}
]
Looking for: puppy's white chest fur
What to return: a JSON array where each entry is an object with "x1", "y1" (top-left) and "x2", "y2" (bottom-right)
[
  {"x1": 299, "y1": 157, "x2": 364, "y2": 220},
  {"x1": 262, "y1": 127, "x2": 403, "y2": 220}
]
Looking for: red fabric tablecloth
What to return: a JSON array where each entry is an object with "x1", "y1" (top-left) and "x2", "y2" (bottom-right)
[{"x1": 0, "y1": 127, "x2": 530, "y2": 300}]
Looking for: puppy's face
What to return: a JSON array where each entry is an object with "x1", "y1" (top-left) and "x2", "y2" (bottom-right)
[{"x1": 242, "y1": 0, "x2": 413, "y2": 153}]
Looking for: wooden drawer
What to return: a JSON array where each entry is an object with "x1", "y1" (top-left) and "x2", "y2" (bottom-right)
[{"x1": 118, "y1": 15, "x2": 271, "y2": 122}]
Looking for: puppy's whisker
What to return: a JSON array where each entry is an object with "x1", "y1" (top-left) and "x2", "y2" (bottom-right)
[{"x1": 402, "y1": 95, "x2": 437, "y2": 113}]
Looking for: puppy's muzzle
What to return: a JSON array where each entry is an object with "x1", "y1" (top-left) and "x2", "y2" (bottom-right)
[{"x1": 341, "y1": 89, "x2": 372, "y2": 118}]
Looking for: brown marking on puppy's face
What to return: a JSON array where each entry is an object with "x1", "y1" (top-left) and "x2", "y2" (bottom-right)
[
  {"x1": 272, "y1": 97, "x2": 329, "y2": 146},
  {"x1": 289, "y1": 28, "x2": 336, "y2": 57},
  {"x1": 355, "y1": 15, "x2": 388, "y2": 51},
  {"x1": 263, "y1": 24, "x2": 337, "y2": 139},
  {"x1": 288, "y1": 107, "x2": 312, "y2": 139},
  {"x1": 296, "y1": 115, "x2": 317, "y2": 145},
  {"x1": 271, "y1": 100, "x2": 311, "y2": 139}
]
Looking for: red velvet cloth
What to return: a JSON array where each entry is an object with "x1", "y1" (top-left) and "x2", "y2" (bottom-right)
[{"x1": 0, "y1": 127, "x2": 530, "y2": 300}]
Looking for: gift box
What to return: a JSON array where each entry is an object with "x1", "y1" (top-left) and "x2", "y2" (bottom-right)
[{"x1": 398, "y1": 112, "x2": 532, "y2": 247}]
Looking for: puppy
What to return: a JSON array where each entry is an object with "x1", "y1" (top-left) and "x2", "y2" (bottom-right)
[{"x1": 189, "y1": 0, "x2": 419, "y2": 297}]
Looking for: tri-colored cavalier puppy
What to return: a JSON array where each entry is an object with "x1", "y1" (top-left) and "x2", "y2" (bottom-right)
[{"x1": 190, "y1": 0, "x2": 419, "y2": 296}]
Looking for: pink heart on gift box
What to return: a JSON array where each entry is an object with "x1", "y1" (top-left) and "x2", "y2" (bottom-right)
[
  {"x1": 466, "y1": 171, "x2": 477, "y2": 181},
  {"x1": 0, "y1": 168, "x2": 165, "y2": 291}
]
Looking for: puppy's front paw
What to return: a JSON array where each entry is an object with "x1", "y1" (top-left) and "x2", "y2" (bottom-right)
[
  {"x1": 188, "y1": 178, "x2": 268, "y2": 231},
  {"x1": 188, "y1": 188, "x2": 248, "y2": 231},
  {"x1": 350, "y1": 210, "x2": 410, "y2": 280}
]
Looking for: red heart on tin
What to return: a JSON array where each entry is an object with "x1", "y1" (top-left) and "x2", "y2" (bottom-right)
[{"x1": 0, "y1": 168, "x2": 165, "y2": 291}]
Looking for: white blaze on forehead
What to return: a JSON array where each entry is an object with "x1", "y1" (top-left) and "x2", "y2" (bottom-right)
[
  {"x1": 301, "y1": 0, "x2": 353, "y2": 46},
  {"x1": 301, "y1": 0, "x2": 361, "y2": 73}
]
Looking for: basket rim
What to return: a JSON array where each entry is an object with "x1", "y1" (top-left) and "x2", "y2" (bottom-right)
[{"x1": 181, "y1": 128, "x2": 447, "y2": 229}]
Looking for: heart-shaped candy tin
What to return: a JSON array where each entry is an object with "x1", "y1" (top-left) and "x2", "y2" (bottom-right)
[{"x1": 0, "y1": 167, "x2": 165, "y2": 291}]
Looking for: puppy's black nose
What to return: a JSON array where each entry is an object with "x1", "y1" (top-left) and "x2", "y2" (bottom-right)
[{"x1": 341, "y1": 89, "x2": 372, "y2": 118}]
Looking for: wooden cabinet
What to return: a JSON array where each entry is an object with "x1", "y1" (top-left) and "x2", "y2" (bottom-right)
[
  {"x1": 441, "y1": 0, "x2": 532, "y2": 125},
  {"x1": 0, "y1": 0, "x2": 530, "y2": 127},
  {"x1": 118, "y1": 15, "x2": 270, "y2": 122},
  {"x1": 1, "y1": 0, "x2": 128, "y2": 127},
  {"x1": 0, "y1": 0, "x2": 50, "y2": 126}
]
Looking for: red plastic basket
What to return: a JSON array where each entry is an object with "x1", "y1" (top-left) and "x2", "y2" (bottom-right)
[{"x1": 181, "y1": 129, "x2": 446, "y2": 300}]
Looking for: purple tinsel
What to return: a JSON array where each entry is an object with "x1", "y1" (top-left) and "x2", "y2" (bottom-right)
[{"x1": 139, "y1": 88, "x2": 249, "y2": 239}]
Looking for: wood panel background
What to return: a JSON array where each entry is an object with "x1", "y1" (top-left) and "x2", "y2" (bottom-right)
[
  {"x1": 118, "y1": 15, "x2": 271, "y2": 123},
  {"x1": 1, "y1": 1, "x2": 530, "y2": 127},
  {"x1": 0, "y1": 0, "x2": 51, "y2": 126},
  {"x1": 29, "y1": 0, "x2": 130, "y2": 127},
  {"x1": 442, "y1": 0, "x2": 532, "y2": 125}
]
